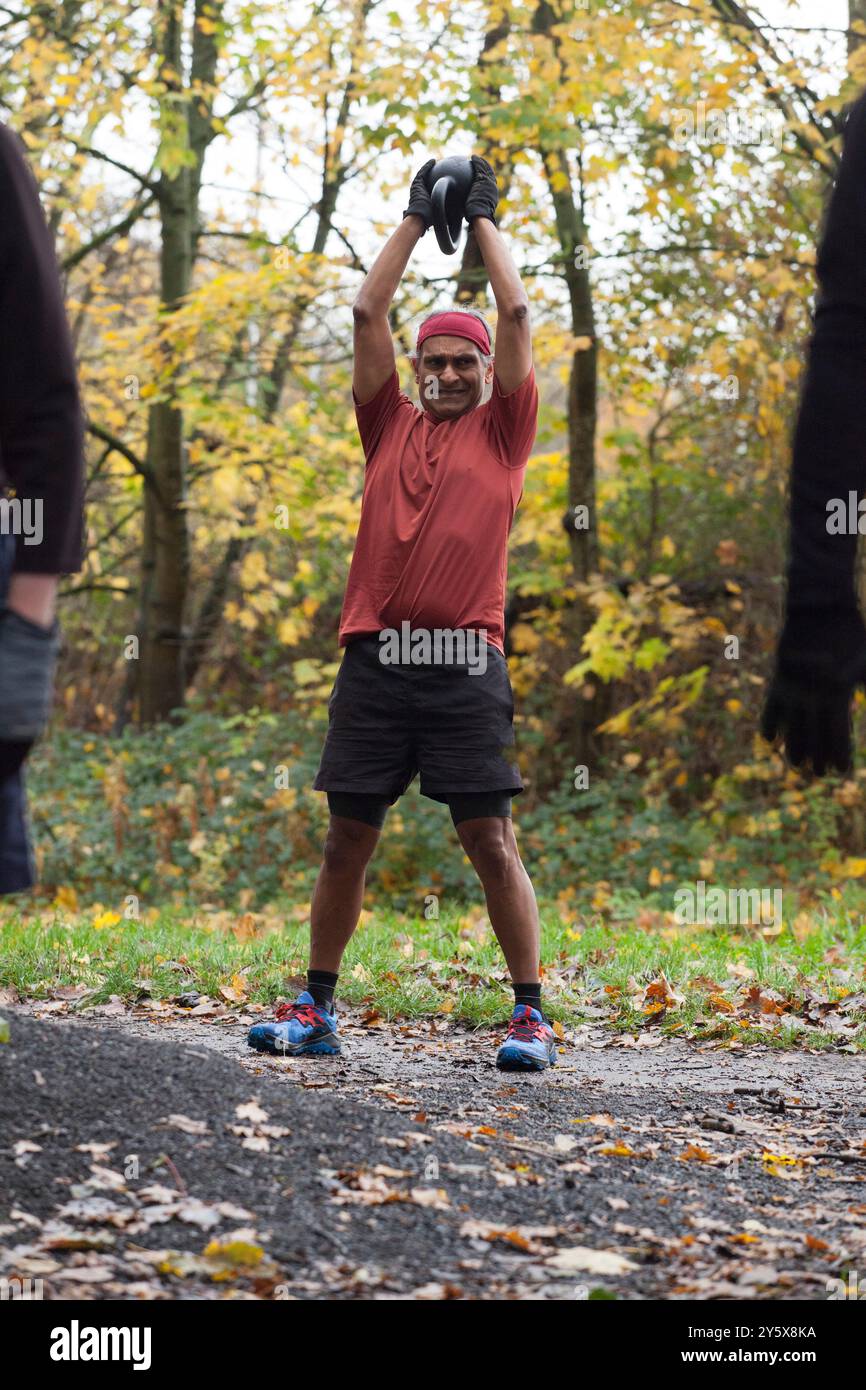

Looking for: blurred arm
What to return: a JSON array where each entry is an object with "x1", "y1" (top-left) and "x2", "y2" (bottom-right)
[
  {"x1": 0, "y1": 124, "x2": 84, "y2": 592},
  {"x1": 784, "y1": 91, "x2": 866, "y2": 617}
]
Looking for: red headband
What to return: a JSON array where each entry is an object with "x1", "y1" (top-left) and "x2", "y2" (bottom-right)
[{"x1": 416, "y1": 311, "x2": 491, "y2": 357}]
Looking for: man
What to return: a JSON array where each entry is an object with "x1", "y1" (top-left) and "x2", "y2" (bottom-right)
[
  {"x1": 249, "y1": 156, "x2": 557, "y2": 1071},
  {"x1": 762, "y1": 88, "x2": 866, "y2": 775},
  {"x1": 0, "y1": 123, "x2": 85, "y2": 892}
]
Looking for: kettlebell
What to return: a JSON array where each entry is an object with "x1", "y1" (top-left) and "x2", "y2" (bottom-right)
[{"x1": 423, "y1": 155, "x2": 474, "y2": 255}]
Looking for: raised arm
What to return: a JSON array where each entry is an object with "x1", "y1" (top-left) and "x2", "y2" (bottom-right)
[
  {"x1": 351, "y1": 160, "x2": 435, "y2": 406},
  {"x1": 465, "y1": 157, "x2": 532, "y2": 395},
  {"x1": 352, "y1": 217, "x2": 422, "y2": 405}
]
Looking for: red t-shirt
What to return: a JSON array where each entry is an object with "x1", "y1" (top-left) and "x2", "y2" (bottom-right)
[{"x1": 339, "y1": 365, "x2": 538, "y2": 655}]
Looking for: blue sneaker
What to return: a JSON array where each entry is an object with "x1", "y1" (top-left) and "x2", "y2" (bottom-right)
[
  {"x1": 496, "y1": 1004, "x2": 557, "y2": 1072},
  {"x1": 247, "y1": 991, "x2": 341, "y2": 1057}
]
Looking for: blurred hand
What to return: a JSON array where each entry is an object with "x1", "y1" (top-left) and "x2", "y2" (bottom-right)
[
  {"x1": 465, "y1": 155, "x2": 500, "y2": 227},
  {"x1": 402, "y1": 158, "x2": 436, "y2": 231},
  {"x1": 0, "y1": 607, "x2": 60, "y2": 745},
  {"x1": 0, "y1": 738, "x2": 32, "y2": 780},
  {"x1": 760, "y1": 606, "x2": 866, "y2": 775}
]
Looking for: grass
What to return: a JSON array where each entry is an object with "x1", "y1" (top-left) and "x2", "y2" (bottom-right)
[{"x1": 2, "y1": 896, "x2": 866, "y2": 1049}]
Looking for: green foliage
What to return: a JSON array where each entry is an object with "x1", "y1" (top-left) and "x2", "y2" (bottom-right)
[
  {"x1": 4, "y1": 1, "x2": 859, "y2": 938},
  {"x1": 23, "y1": 710, "x2": 866, "y2": 915}
]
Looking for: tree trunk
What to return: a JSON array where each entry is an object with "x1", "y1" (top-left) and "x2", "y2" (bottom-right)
[
  {"x1": 185, "y1": 4, "x2": 371, "y2": 688},
  {"x1": 541, "y1": 145, "x2": 608, "y2": 769},
  {"x1": 530, "y1": 0, "x2": 607, "y2": 769},
  {"x1": 850, "y1": 0, "x2": 866, "y2": 58},
  {"x1": 137, "y1": 0, "x2": 222, "y2": 723},
  {"x1": 455, "y1": 17, "x2": 512, "y2": 305}
]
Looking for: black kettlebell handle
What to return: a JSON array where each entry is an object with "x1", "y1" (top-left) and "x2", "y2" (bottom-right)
[
  {"x1": 424, "y1": 155, "x2": 474, "y2": 256},
  {"x1": 431, "y1": 177, "x2": 460, "y2": 255}
]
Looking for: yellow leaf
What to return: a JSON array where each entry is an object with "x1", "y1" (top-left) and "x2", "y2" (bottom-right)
[
  {"x1": 92, "y1": 911, "x2": 121, "y2": 931},
  {"x1": 511, "y1": 622, "x2": 541, "y2": 653},
  {"x1": 680, "y1": 1144, "x2": 714, "y2": 1162},
  {"x1": 232, "y1": 913, "x2": 260, "y2": 942},
  {"x1": 203, "y1": 1239, "x2": 264, "y2": 1267}
]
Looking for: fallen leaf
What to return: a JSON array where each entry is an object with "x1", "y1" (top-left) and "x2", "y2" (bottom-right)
[
  {"x1": 408, "y1": 1188, "x2": 450, "y2": 1210},
  {"x1": 545, "y1": 1246, "x2": 637, "y2": 1275},
  {"x1": 680, "y1": 1144, "x2": 715, "y2": 1163},
  {"x1": 160, "y1": 1114, "x2": 210, "y2": 1136},
  {"x1": 235, "y1": 1100, "x2": 268, "y2": 1124}
]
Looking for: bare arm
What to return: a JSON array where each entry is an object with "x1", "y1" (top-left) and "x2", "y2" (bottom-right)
[
  {"x1": 472, "y1": 217, "x2": 531, "y2": 395},
  {"x1": 352, "y1": 215, "x2": 425, "y2": 406}
]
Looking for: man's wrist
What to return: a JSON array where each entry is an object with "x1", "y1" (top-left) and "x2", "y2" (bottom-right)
[
  {"x1": 5, "y1": 573, "x2": 59, "y2": 629},
  {"x1": 402, "y1": 211, "x2": 429, "y2": 234}
]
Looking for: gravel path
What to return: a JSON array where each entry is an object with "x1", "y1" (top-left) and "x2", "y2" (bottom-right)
[{"x1": 1, "y1": 1004, "x2": 865, "y2": 1300}]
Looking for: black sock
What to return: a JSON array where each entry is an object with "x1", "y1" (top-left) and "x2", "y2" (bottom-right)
[
  {"x1": 307, "y1": 969, "x2": 338, "y2": 1011},
  {"x1": 513, "y1": 981, "x2": 543, "y2": 1014}
]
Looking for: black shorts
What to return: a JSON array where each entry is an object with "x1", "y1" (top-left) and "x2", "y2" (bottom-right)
[{"x1": 312, "y1": 633, "x2": 523, "y2": 807}]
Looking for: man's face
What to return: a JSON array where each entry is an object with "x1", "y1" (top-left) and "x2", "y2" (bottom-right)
[{"x1": 414, "y1": 335, "x2": 494, "y2": 420}]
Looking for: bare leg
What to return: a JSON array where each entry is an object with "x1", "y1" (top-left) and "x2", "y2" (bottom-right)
[
  {"x1": 308, "y1": 814, "x2": 381, "y2": 972},
  {"x1": 456, "y1": 816, "x2": 540, "y2": 983}
]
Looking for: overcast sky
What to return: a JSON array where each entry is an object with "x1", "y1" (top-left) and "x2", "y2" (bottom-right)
[
  {"x1": 227, "y1": 0, "x2": 851, "y2": 283},
  {"x1": 90, "y1": 3, "x2": 854, "y2": 301}
]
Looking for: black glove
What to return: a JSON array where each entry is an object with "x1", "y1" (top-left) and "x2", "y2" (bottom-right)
[
  {"x1": 0, "y1": 607, "x2": 60, "y2": 743},
  {"x1": 402, "y1": 159, "x2": 436, "y2": 232},
  {"x1": 760, "y1": 605, "x2": 866, "y2": 774},
  {"x1": 464, "y1": 155, "x2": 499, "y2": 227},
  {"x1": 0, "y1": 738, "x2": 33, "y2": 780}
]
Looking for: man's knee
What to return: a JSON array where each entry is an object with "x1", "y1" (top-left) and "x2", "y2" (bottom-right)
[
  {"x1": 459, "y1": 818, "x2": 517, "y2": 884},
  {"x1": 322, "y1": 816, "x2": 379, "y2": 873}
]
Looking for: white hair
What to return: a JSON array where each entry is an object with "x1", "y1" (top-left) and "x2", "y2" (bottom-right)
[{"x1": 411, "y1": 306, "x2": 494, "y2": 367}]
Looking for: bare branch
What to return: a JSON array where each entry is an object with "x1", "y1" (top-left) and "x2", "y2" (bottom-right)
[
  {"x1": 62, "y1": 192, "x2": 156, "y2": 271},
  {"x1": 86, "y1": 420, "x2": 152, "y2": 483}
]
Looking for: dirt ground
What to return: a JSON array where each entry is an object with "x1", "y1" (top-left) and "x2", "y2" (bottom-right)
[{"x1": 1, "y1": 1001, "x2": 865, "y2": 1300}]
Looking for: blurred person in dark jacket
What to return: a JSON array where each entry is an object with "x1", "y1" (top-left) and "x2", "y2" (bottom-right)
[
  {"x1": 763, "y1": 88, "x2": 866, "y2": 775},
  {"x1": 0, "y1": 123, "x2": 84, "y2": 892}
]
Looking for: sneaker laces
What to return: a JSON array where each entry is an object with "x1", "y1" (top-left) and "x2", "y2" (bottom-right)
[
  {"x1": 274, "y1": 1001, "x2": 323, "y2": 1026},
  {"x1": 508, "y1": 1005, "x2": 546, "y2": 1041}
]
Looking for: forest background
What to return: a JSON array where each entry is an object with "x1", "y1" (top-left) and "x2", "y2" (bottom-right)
[{"x1": 3, "y1": 0, "x2": 866, "y2": 984}]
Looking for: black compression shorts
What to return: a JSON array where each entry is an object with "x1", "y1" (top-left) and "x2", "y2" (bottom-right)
[{"x1": 327, "y1": 788, "x2": 512, "y2": 830}]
